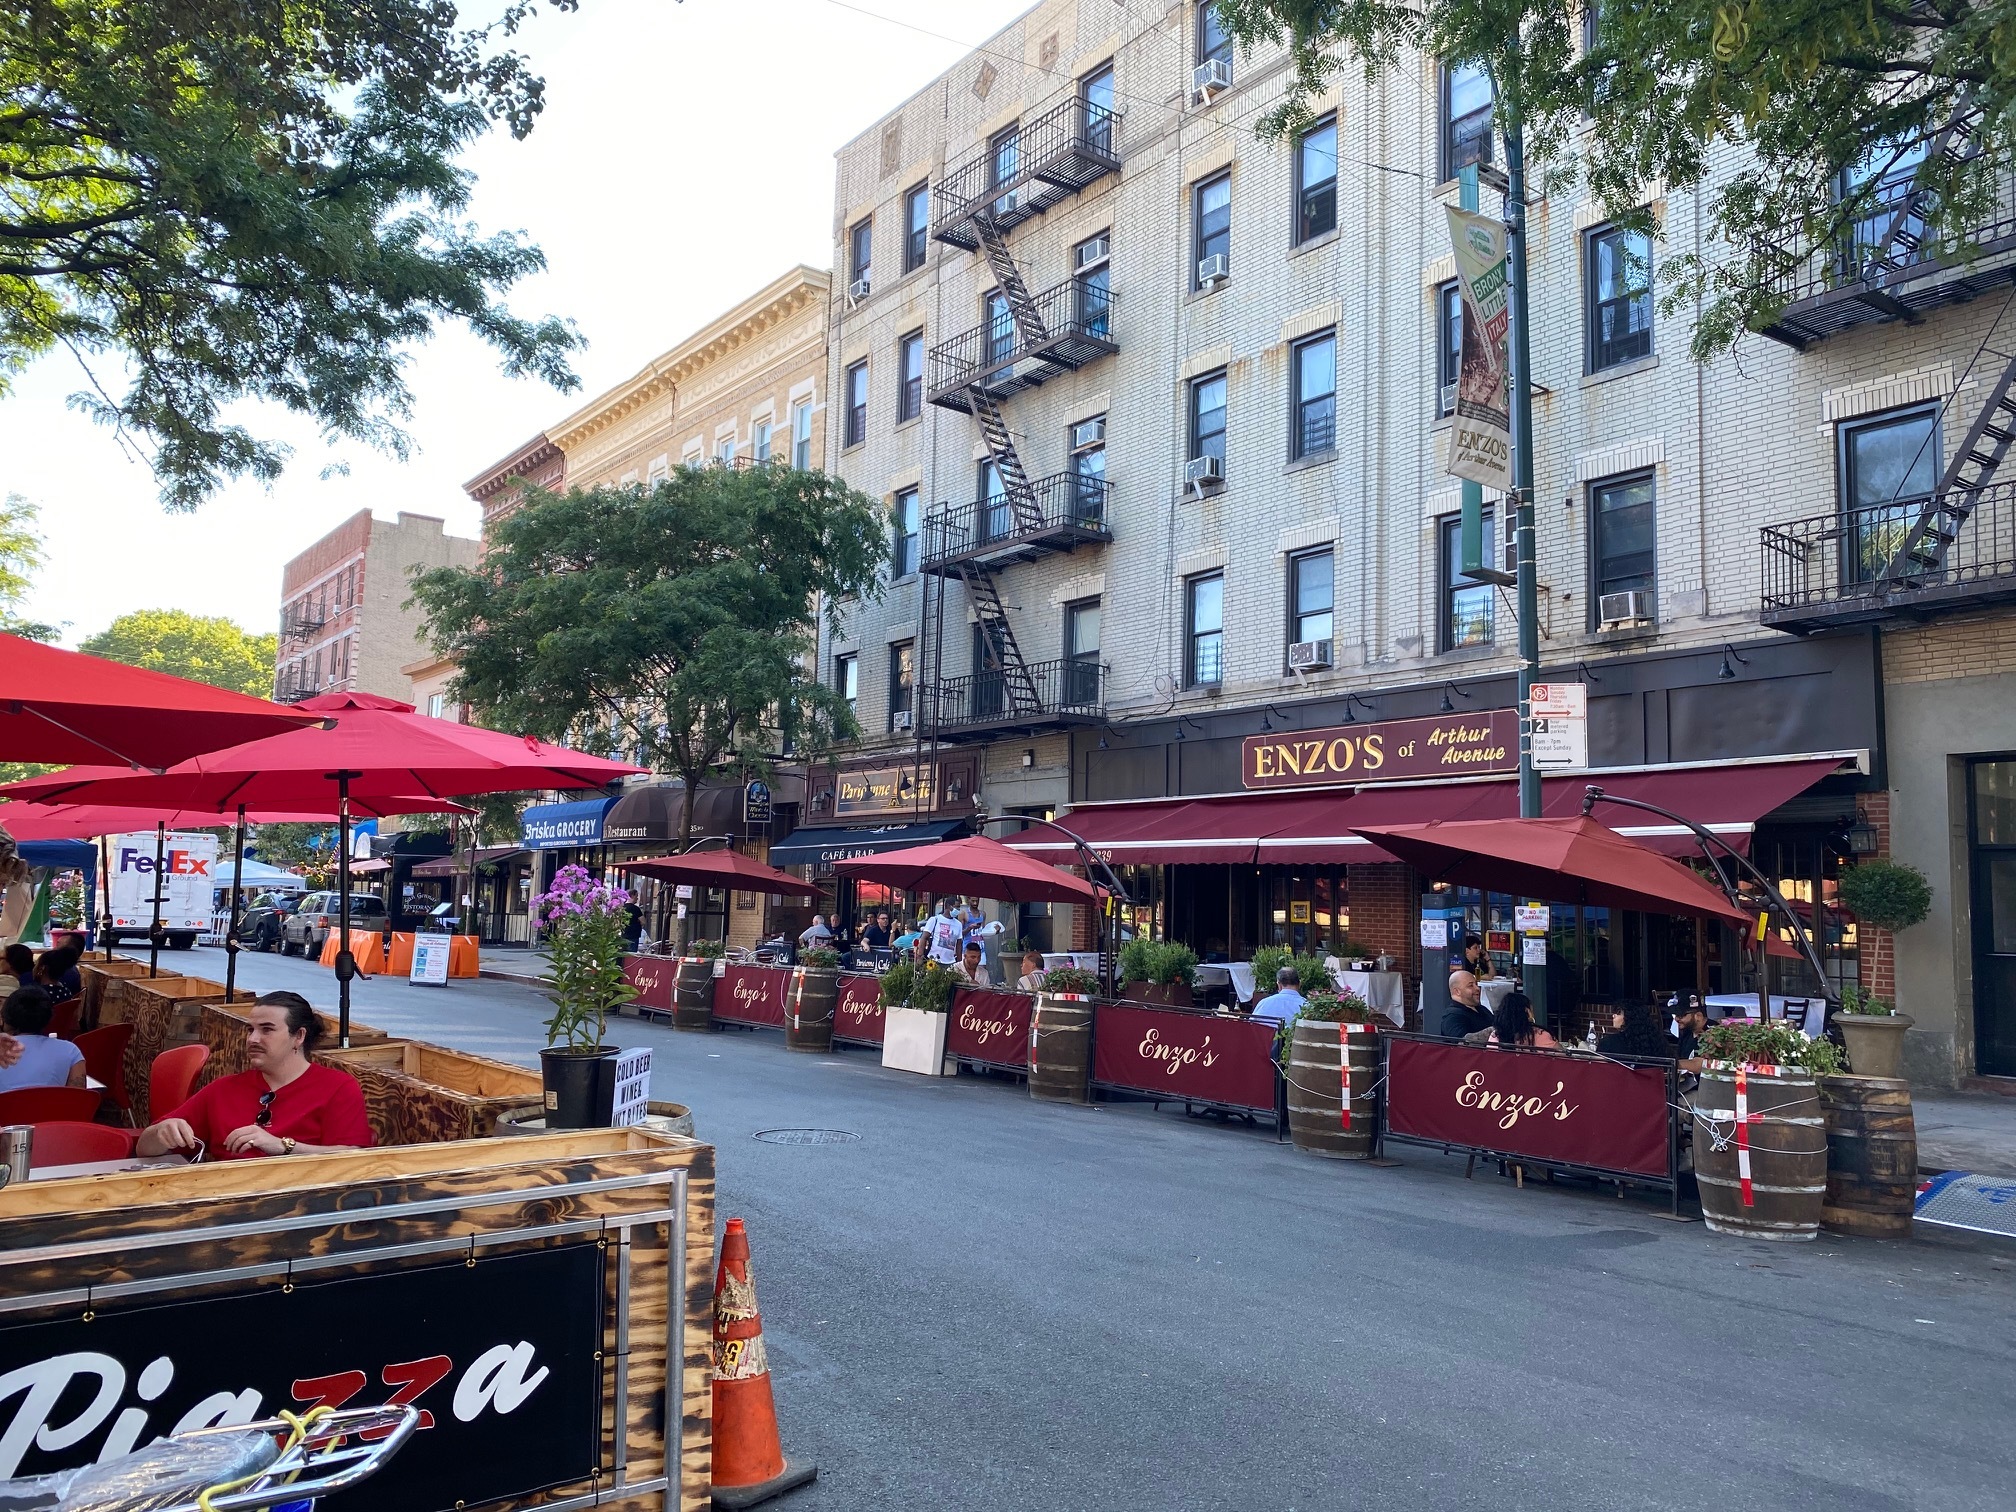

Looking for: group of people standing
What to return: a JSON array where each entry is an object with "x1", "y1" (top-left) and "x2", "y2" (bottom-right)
[{"x1": 798, "y1": 900, "x2": 1055, "y2": 991}]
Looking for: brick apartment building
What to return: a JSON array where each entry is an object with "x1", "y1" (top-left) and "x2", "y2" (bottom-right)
[{"x1": 798, "y1": 0, "x2": 2016, "y2": 1087}]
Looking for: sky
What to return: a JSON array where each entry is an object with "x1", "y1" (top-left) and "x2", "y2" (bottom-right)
[{"x1": 4, "y1": 0, "x2": 1037, "y2": 646}]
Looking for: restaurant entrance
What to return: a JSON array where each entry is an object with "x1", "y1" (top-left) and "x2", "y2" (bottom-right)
[{"x1": 1969, "y1": 759, "x2": 2016, "y2": 1076}]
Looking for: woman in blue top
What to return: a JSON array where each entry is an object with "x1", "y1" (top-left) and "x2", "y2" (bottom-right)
[{"x1": 0, "y1": 987, "x2": 86, "y2": 1090}]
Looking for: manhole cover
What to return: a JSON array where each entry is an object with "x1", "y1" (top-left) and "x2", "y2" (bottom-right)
[{"x1": 752, "y1": 1129, "x2": 860, "y2": 1146}]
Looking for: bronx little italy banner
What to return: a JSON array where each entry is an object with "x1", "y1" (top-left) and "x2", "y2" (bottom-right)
[{"x1": 1444, "y1": 204, "x2": 1512, "y2": 491}]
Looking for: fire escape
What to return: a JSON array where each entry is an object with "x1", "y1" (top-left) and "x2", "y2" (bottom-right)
[{"x1": 918, "y1": 94, "x2": 1121, "y2": 744}]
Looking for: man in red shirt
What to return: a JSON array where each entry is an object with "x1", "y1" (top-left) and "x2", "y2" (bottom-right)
[{"x1": 138, "y1": 991, "x2": 371, "y2": 1160}]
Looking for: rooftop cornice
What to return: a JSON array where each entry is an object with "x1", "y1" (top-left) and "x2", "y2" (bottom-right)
[{"x1": 463, "y1": 433, "x2": 562, "y2": 501}]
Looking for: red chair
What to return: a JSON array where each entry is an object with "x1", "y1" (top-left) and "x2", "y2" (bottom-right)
[
  {"x1": 71, "y1": 1024, "x2": 133, "y2": 1124},
  {"x1": 27, "y1": 1121, "x2": 136, "y2": 1169},
  {"x1": 47, "y1": 996, "x2": 82, "y2": 1040},
  {"x1": 148, "y1": 1043, "x2": 210, "y2": 1124},
  {"x1": 0, "y1": 1085, "x2": 104, "y2": 1125}
]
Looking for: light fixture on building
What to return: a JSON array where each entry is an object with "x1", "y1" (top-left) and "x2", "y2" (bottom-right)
[
  {"x1": 1341, "y1": 692, "x2": 1376, "y2": 725},
  {"x1": 1717, "y1": 643, "x2": 1751, "y2": 681},
  {"x1": 1021, "y1": 748, "x2": 1035, "y2": 768},
  {"x1": 1439, "y1": 681, "x2": 1471, "y2": 715},
  {"x1": 1845, "y1": 813, "x2": 1880, "y2": 856}
]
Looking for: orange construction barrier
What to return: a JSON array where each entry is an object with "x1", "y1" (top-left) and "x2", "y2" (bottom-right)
[
  {"x1": 710, "y1": 1218, "x2": 816, "y2": 1509},
  {"x1": 448, "y1": 934, "x2": 480, "y2": 979},
  {"x1": 387, "y1": 931, "x2": 416, "y2": 976},
  {"x1": 321, "y1": 928, "x2": 384, "y2": 973}
]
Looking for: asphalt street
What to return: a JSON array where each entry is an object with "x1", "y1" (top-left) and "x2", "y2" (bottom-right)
[{"x1": 180, "y1": 945, "x2": 2015, "y2": 1511}]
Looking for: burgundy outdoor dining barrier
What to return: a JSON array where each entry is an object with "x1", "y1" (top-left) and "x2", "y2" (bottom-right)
[
  {"x1": 835, "y1": 973, "x2": 886, "y2": 1045},
  {"x1": 1090, "y1": 1001, "x2": 1280, "y2": 1117}
]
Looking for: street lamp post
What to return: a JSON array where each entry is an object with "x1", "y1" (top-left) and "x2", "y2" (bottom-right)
[{"x1": 970, "y1": 814, "x2": 1131, "y2": 997}]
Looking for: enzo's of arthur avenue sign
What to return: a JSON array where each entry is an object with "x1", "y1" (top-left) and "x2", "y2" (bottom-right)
[{"x1": 1240, "y1": 710, "x2": 1518, "y2": 789}]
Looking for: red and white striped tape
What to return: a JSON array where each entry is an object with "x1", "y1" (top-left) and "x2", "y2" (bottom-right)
[
  {"x1": 1734, "y1": 1065, "x2": 1765, "y2": 1208},
  {"x1": 1339, "y1": 1022, "x2": 1376, "y2": 1131}
]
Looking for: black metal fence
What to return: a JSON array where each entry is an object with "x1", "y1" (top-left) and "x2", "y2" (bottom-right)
[
  {"x1": 922, "y1": 474, "x2": 1112, "y2": 567},
  {"x1": 927, "y1": 276, "x2": 1116, "y2": 399},
  {"x1": 932, "y1": 96, "x2": 1122, "y2": 245},
  {"x1": 1760, "y1": 478, "x2": 2016, "y2": 622},
  {"x1": 930, "y1": 656, "x2": 1107, "y2": 732}
]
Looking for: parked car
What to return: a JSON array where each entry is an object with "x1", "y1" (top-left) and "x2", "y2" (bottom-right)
[
  {"x1": 281, "y1": 892, "x2": 388, "y2": 956},
  {"x1": 236, "y1": 892, "x2": 301, "y2": 952}
]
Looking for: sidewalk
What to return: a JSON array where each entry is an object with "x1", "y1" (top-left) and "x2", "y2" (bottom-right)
[
  {"x1": 477, "y1": 947, "x2": 548, "y2": 986},
  {"x1": 1915, "y1": 1089, "x2": 2016, "y2": 1179}
]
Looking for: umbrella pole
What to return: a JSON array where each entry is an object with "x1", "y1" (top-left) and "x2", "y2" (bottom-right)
[
  {"x1": 224, "y1": 805, "x2": 247, "y2": 1001},
  {"x1": 98, "y1": 835, "x2": 113, "y2": 960},
  {"x1": 147, "y1": 821, "x2": 165, "y2": 978},
  {"x1": 335, "y1": 774, "x2": 355, "y2": 1048}
]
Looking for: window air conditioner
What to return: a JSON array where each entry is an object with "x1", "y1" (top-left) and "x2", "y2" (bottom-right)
[
  {"x1": 1192, "y1": 58, "x2": 1233, "y2": 101},
  {"x1": 892, "y1": 710, "x2": 914, "y2": 732},
  {"x1": 1072, "y1": 417, "x2": 1106, "y2": 450},
  {"x1": 1076, "y1": 235, "x2": 1110, "y2": 268},
  {"x1": 1597, "y1": 590, "x2": 1654, "y2": 629},
  {"x1": 847, "y1": 277, "x2": 872, "y2": 302},
  {"x1": 991, "y1": 190, "x2": 1021, "y2": 215},
  {"x1": 1196, "y1": 253, "x2": 1229, "y2": 287},
  {"x1": 1287, "y1": 638, "x2": 1334, "y2": 672},
  {"x1": 1184, "y1": 455, "x2": 1224, "y2": 491}
]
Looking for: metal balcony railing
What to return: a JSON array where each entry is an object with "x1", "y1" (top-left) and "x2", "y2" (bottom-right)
[
  {"x1": 1759, "y1": 478, "x2": 2016, "y2": 631},
  {"x1": 921, "y1": 474, "x2": 1113, "y2": 572},
  {"x1": 929, "y1": 657, "x2": 1107, "y2": 737},
  {"x1": 933, "y1": 97, "x2": 1122, "y2": 251},
  {"x1": 926, "y1": 277, "x2": 1117, "y2": 405}
]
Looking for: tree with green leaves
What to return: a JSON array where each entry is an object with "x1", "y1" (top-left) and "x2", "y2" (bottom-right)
[
  {"x1": 411, "y1": 465, "x2": 891, "y2": 859},
  {"x1": 0, "y1": 493, "x2": 56, "y2": 642},
  {"x1": 79, "y1": 609, "x2": 277, "y2": 697},
  {"x1": 0, "y1": 0, "x2": 583, "y2": 510},
  {"x1": 1219, "y1": 0, "x2": 2015, "y2": 354}
]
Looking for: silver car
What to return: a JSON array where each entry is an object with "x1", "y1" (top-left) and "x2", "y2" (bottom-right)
[{"x1": 281, "y1": 891, "x2": 388, "y2": 956}]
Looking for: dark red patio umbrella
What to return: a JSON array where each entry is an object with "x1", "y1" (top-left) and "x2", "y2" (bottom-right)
[
  {"x1": 614, "y1": 850, "x2": 818, "y2": 898},
  {"x1": 1349, "y1": 816, "x2": 1750, "y2": 922},
  {"x1": 835, "y1": 833, "x2": 1097, "y2": 905},
  {"x1": 0, "y1": 631, "x2": 319, "y2": 768}
]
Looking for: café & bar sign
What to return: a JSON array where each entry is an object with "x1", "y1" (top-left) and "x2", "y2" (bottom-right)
[{"x1": 1241, "y1": 710, "x2": 1518, "y2": 790}]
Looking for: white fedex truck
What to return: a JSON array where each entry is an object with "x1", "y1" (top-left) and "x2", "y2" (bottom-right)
[{"x1": 101, "y1": 831, "x2": 220, "y2": 949}]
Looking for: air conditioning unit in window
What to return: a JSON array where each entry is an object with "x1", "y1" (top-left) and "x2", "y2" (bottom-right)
[
  {"x1": 1184, "y1": 455, "x2": 1224, "y2": 493},
  {"x1": 892, "y1": 710, "x2": 914, "y2": 732},
  {"x1": 1287, "y1": 638, "x2": 1334, "y2": 673},
  {"x1": 1597, "y1": 590, "x2": 1655, "y2": 629},
  {"x1": 991, "y1": 190, "x2": 1021, "y2": 216},
  {"x1": 1072, "y1": 417, "x2": 1106, "y2": 450},
  {"x1": 1196, "y1": 253, "x2": 1229, "y2": 288},
  {"x1": 1192, "y1": 58, "x2": 1233, "y2": 102},
  {"x1": 847, "y1": 276, "x2": 872, "y2": 303},
  {"x1": 1076, "y1": 235, "x2": 1110, "y2": 268}
]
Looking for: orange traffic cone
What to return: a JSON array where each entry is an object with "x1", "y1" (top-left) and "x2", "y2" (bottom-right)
[{"x1": 711, "y1": 1218, "x2": 817, "y2": 1510}]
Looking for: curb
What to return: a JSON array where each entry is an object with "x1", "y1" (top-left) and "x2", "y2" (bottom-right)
[{"x1": 478, "y1": 966, "x2": 547, "y2": 985}]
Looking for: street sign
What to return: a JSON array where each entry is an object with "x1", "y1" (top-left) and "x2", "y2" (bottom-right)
[
  {"x1": 611, "y1": 1047, "x2": 652, "y2": 1127},
  {"x1": 1419, "y1": 917, "x2": 1449, "y2": 950},
  {"x1": 1514, "y1": 904, "x2": 1551, "y2": 933},
  {"x1": 410, "y1": 935, "x2": 451, "y2": 986},
  {"x1": 1529, "y1": 681, "x2": 1588, "y2": 770}
]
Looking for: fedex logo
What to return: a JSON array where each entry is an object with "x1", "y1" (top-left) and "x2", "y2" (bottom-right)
[{"x1": 117, "y1": 848, "x2": 210, "y2": 877}]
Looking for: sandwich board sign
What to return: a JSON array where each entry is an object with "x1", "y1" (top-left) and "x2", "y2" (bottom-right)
[
  {"x1": 612, "y1": 1048, "x2": 653, "y2": 1126},
  {"x1": 410, "y1": 935, "x2": 452, "y2": 986}
]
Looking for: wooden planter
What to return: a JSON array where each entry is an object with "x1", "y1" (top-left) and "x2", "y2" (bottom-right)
[
  {"x1": 672, "y1": 958, "x2": 715, "y2": 1032},
  {"x1": 79, "y1": 958, "x2": 152, "y2": 1030},
  {"x1": 784, "y1": 968, "x2": 838, "y2": 1053},
  {"x1": 318, "y1": 1040, "x2": 545, "y2": 1147},
  {"x1": 1120, "y1": 980, "x2": 1193, "y2": 1009},
  {"x1": 1693, "y1": 1067, "x2": 1827, "y2": 1241},
  {"x1": 1029, "y1": 992, "x2": 1094, "y2": 1104},
  {"x1": 120, "y1": 976, "x2": 256, "y2": 1123},
  {"x1": 1285, "y1": 1018, "x2": 1379, "y2": 1159},
  {"x1": 99, "y1": 966, "x2": 181, "y2": 1029},
  {"x1": 1818, "y1": 1074, "x2": 1917, "y2": 1239},
  {"x1": 198, "y1": 1002, "x2": 390, "y2": 1087},
  {"x1": 494, "y1": 1100, "x2": 697, "y2": 1140}
]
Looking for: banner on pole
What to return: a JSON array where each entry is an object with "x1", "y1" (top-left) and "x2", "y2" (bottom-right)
[{"x1": 1443, "y1": 205, "x2": 1512, "y2": 491}]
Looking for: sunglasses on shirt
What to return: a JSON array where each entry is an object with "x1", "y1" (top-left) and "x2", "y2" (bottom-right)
[{"x1": 256, "y1": 1089, "x2": 277, "y2": 1128}]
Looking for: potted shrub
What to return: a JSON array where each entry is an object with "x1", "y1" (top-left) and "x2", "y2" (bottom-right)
[
  {"x1": 787, "y1": 945, "x2": 842, "y2": 1053},
  {"x1": 534, "y1": 865, "x2": 637, "y2": 1127},
  {"x1": 1030, "y1": 964, "x2": 1102, "y2": 1105},
  {"x1": 1250, "y1": 947, "x2": 1335, "y2": 1006},
  {"x1": 1116, "y1": 936, "x2": 1155, "y2": 1002},
  {"x1": 673, "y1": 936, "x2": 723, "y2": 1032},
  {"x1": 1281, "y1": 989, "x2": 1380, "y2": 1158},
  {"x1": 881, "y1": 959, "x2": 958, "y2": 1076},
  {"x1": 1832, "y1": 859, "x2": 1931, "y2": 1078},
  {"x1": 1148, "y1": 941, "x2": 1198, "y2": 1007},
  {"x1": 1691, "y1": 1020, "x2": 1842, "y2": 1241}
]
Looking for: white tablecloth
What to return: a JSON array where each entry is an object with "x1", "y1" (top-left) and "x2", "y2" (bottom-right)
[
  {"x1": 1338, "y1": 969, "x2": 1407, "y2": 1026},
  {"x1": 1479, "y1": 977, "x2": 1519, "y2": 1011},
  {"x1": 1705, "y1": 993, "x2": 1824, "y2": 1035}
]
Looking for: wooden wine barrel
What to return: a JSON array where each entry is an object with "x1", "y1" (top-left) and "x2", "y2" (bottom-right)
[
  {"x1": 1693, "y1": 1068, "x2": 1827, "y2": 1241},
  {"x1": 1818, "y1": 1075, "x2": 1917, "y2": 1239},
  {"x1": 1285, "y1": 1018, "x2": 1379, "y2": 1159},
  {"x1": 785, "y1": 968, "x2": 838, "y2": 1052},
  {"x1": 1029, "y1": 993, "x2": 1094, "y2": 1104},
  {"x1": 672, "y1": 957, "x2": 715, "y2": 1032}
]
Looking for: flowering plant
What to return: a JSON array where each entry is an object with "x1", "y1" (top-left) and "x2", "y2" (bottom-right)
[
  {"x1": 533, "y1": 865, "x2": 637, "y2": 1050},
  {"x1": 1696, "y1": 1019, "x2": 1844, "y2": 1076}
]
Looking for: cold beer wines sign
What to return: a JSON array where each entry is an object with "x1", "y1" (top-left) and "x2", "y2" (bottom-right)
[{"x1": 1241, "y1": 710, "x2": 1519, "y2": 789}]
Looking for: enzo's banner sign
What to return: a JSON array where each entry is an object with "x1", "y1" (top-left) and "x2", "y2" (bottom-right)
[
  {"x1": 1384, "y1": 1037, "x2": 1672, "y2": 1178},
  {"x1": 1241, "y1": 710, "x2": 1518, "y2": 789},
  {"x1": 1444, "y1": 204, "x2": 1512, "y2": 491},
  {"x1": 715, "y1": 964, "x2": 788, "y2": 1027},
  {"x1": 1091, "y1": 1003, "x2": 1278, "y2": 1113},
  {"x1": 946, "y1": 989, "x2": 1033, "y2": 1069},
  {"x1": 0, "y1": 1246, "x2": 602, "y2": 1512},
  {"x1": 623, "y1": 953, "x2": 675, "y2": 1011},
  {"x1": 834, "y1": 974, "x2": 886, "y2": 1044}
]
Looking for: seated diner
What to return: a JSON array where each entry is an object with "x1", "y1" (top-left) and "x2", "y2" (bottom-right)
[
  {"x1": 0, "y1": 986, "x2": 85, "y2": 1090},
  {"x1": 0, "y1": 944, "x2": 33, "y2": 995},
  {"x1": 1439, "y1": 970, "x2": 1492, "y2": 1040},
  {"x1": 136, "y1": 991, "x2": 371, "y2": 1160},
  {"x1": 1598, "y1": 999, "x2": 1674, "y2": 1060},
  {"x1": 1485, "y1": 992, "x2": 1557, "y2": 1050},
  {"x1": 1016, "y1": 951, "x2": 1046, "y2": 993}
]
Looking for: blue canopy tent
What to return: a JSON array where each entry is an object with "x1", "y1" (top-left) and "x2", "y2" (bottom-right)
[{"x1": 17, "y1": 839, "x2": 96, "y2": 947}]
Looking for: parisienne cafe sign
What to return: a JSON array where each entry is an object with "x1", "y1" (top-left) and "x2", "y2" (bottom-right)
[{"x1": 1240, "y1": 710, "x2": 1518, "y2": 789}]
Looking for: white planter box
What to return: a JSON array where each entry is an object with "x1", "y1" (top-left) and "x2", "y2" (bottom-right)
[{"x1": 882, "y1": 1005, "x2": 954, "y2": 1076}]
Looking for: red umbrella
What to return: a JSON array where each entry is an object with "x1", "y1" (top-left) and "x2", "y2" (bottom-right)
[
  {"x1": 1349, "y1": 816, "x2": 1750, "y2": 922},
  {"x1": 835, "y1": 833, "x2": 1097, "y2": 905},
  {"x1": 0, "y1": 631, "x2": 318, "y2": 768},
  {"x1": 614, "y1": 849, "x2": 818, "y2": 898},
  {"x1": 0, "y1": 796, "x2": 467, "y2": 841}
]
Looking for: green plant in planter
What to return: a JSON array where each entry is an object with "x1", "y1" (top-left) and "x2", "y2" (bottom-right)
[
  {"x1": 686, "y1": 938, "x2": 725, "y2": 960},
  {"x1": 1117, "y1": 936, "x2": 1155, "y2": 984},
  {"x1": 1276, "y1": 988, "x2": 1376, "y2": 1068},
  {"x1": 533, "y1": 864, "x2": 637, "y2": 1050},
  {"x1": 878, "y1": 960, "x2": 915, "y2": 1008},
  {"x1": 910, "y1": 960, "x2": 958, "y2": 1013},
  {"x1": 1149, "y1": 941, "x2": 1198, "y2": 987},
  {"x1": 1696, "y1": 1019, "x2": 1844, "y2": 1076},
  {"x1": 1040, "y1": 965, "x2": 1101, "y2": 996},
  {"x1": 1253, "y1": 946, "x2": 1336, "y2": 995},
  {"x1": 1838, "y1": 984, "x2": 1896, "y2": 1017},
  {"x1": 1837, "y1": 859, "x2": 1933, "y2": 934},
  {"x1": 799, "y1": 946, "x2": 841, "y2": 970}
]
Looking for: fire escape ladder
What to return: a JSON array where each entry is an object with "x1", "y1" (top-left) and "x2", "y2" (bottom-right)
[
  {"x1": 964, "y1": 390, "x2": 1045, "y2": 533},
  {"x1": 975, "y1": 213, "x2": 1050, "y2": 348},
  {"x1": 1862, "y1": 97, "x2": 1983, "y2": 278},
  {"x1": 957, "y1": 560, "x2": 1042, "y2": 714},
  {"x1": 1886, "y1": 353, "x2": 2016, "y2": 576}
]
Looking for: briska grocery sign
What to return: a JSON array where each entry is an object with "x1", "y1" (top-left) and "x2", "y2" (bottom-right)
[{"x1": 1240, "y1": 710, "x2": 1517, "y2": 789}]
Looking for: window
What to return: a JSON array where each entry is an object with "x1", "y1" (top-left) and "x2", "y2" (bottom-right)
[
  {"x1": 1586, "y1": 224, "x2": 1653, "y2": 371},
  {"x1": 1186, "y1": 572, "x2": 1224, "y2": 687},
  {"x1": 791, "y1": 398, "x2": 814, "y2": 468},
  {"x1": 1070, "y1": 416, "x2": 1107, "y2": 524},
  {"x1": 989, "y1": 125, "x2": 1020, "y2": 213},
  {"x1": 892, "y1": 487, "x2": 919, "y2": 578},
  {"x1": 1839, "y1": 136, "x2": 1932, "y2": 276},
  {"x1": 835, "y1": 653, "x2": 859, "y2": 711},
  {"x1": 888, "y1": 641, "x2": 914, "y2": 731},
  {"x1": 1082, "y1": 64, "x2": 1115, "y2": 156},
  {"x1": 753, "y1": 418, "x2": 773, "y2": 463},
  {"x1": 1189, "y1": 371, "x2": 1227, "y2": 468},
  {"x1": 984, "y1": 289, "x2": 1014, "y2": 367},
  {"x1": 970, "y1": 622, "x2": 1007, "y2": 719},
  {"x1": 1197, "y1": 2, "x2": 1231, "y2": 68},
  {"x1": 1194, "y1": 173, "x2": 1230, "y2": 286},
  {"x1": 1290, "y1": 548, "x2": 1334, "y2": 645},
  {"x1": 898, "y1": 330, "x2": 924, "y2": 422},
  {"x1": 716, "y1": 433, "x2": 737, "y2": 466},
  {"x1": 427, "y1": 693, "x2": 447, "y2": 720},
  {"x1": 978, "y1": 459, "x2": 1009, "y2": 541},
  {"x1": 1440, "y1": 511, "x2": 1496, "y2": 650},
  {"x1": 1436, "y1": 280, "x2": 1462, "y2": 418},
  {"x1": 1291, "y1": 332, "x2": 1337, "y2": 458},
  {"x1": 1074, "y1": 233, "x2": 1110, "y2": 339},
  {"x1": 1590, "y1": 473, "x2": 1656, "y2": 616},
  {"x1": 1296, "y1": 115, "x2": 1338, "y2": 243},
  {"x1": 1065, "y1": 599, "x2": 1102, "y2": 706},
  {"x1": 903, "y1": 182, "x2": 930, "y2": 272},
  {"x1": 849, "y1": 218, "x2": 872, "y2": 290},
  {"x1": 1839, "y1": 405, "x2": 1940, "y2": 584},
  {"x1": 843, "y1": 361, "x2": 867, "y2": 447},
  {"x1": 1441, "y1": 60, "x2": 1494, "y2": 180}
]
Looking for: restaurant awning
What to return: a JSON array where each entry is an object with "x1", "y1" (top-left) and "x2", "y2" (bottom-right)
[
  {"x1": 520, "y1": 796, "x2": 619, "y2": 851},
  {"x1": 410, "y1": 846, "x2": 523, "y2": 878},
  {"x1": 768, "y1": 818, "x2": 966, "y2": 868}
]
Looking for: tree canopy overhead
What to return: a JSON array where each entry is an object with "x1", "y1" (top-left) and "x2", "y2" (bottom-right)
[
  {"x1": 1219, "y1": 1, "x2": 2016, "y2": 354},
  {"x1": 0, "y1": 0, "x2": 584, "y2": 509},
  {"x1": 78, "y1": 608, "x2": 278, "y2": 696}
]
